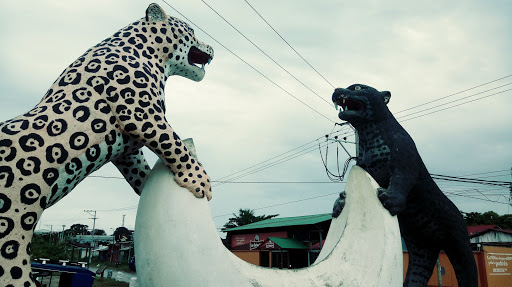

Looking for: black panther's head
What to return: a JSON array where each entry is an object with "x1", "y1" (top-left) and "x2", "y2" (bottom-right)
[{"x1": 332, "y1": 84, "x2": 391, "y2": 124}]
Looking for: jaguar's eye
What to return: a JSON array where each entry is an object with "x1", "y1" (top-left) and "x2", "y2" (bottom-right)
[
  {"x1": 355, "y1": 86, "x2": 361, "y2": 91},
  {"x1": 189, "y1": 28, "x2": 195, "y2": 34}
]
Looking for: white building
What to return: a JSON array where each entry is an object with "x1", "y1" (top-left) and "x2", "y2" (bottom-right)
[{"x1": 468, "y1": 225, "x2": 512, "y2": 246}]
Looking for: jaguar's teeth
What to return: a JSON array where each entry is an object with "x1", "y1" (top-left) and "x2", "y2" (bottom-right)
[
  {"x1": 334, "y1": 102, "x2": 338, "y2": 110},
  {"x1": 343, "y1": 98, "x2": 346, "y2": 104},
  {"x1": 201, "y1": 63, "x2": 205, "y2": 69},
  {"x1": 208, "y1": 58, "x2": 211, "y2": 65}
]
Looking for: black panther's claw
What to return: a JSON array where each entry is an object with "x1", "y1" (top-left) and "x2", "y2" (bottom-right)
[{"x1": 332, "y1": 191, "x2": 346, "y2": 218}]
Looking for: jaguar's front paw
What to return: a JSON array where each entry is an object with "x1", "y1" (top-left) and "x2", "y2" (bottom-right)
[
  {"x1": 332, "y1": 191, "x2": 346, "y2": 218},
  {"x1": 174, "y1": 171, "x2": 212, "y2": 201},
  {"x1": 377, "y1": 187, "x2": 405, "y2": 216}
]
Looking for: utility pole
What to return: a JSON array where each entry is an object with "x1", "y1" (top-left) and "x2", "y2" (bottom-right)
[
  {"x1": 509, "y1": 167, "x2": 512, "y2": 213},
  {"x1": 122, "y1": 215, "x2": 126, "y2": 227},
  {"x1": 84, "y1": 210, "x2": 97, "y2": 265},
  {"x1": 61, "y1": 225, "x2": 66, "y2": 242},
  {"x1": 46, "y1": 225, "x2": 53, "y2": 243},
  {"x1": 436, "y1": 257, "x2": 443, "y2": 287}
]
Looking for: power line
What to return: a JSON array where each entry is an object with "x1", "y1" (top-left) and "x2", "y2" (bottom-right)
[
  {"x1": 457, "y1": 169, "x2": 510, "y2": 178},
  {"x1": 97, "y1": 205, "x2": 138, "y2": 212},
  {"x1": 432, "y1": 174, "x2": 511, "y2": 187},
  {"x1": 200, "y1": 0, "x2": 333, "y2": 107},
  {"x1": 159, "y1": 1, "x2": 509, "y2": 184},
  {"x1": 395, "y1": 75, "x2": 512, "y2": 114},
  {"x1": 213, "y1": 140, "x2": 337, "y2": 186},
  {"x1": 397, "y1": 85, "x2": 511, "y2": 122},
  {"x1": 214, "y1": 76, "x2": 509, "y2": 182},
  {"x1": 214, "y1": 184, "x2": 509, "y2": 226},
  {"x1": 213, "y1": 192, "x2": 339, "y2": 219},
  {"x1": 160, "y1": 0, "x2": 335, "y2": 123},
  {"x1": 88, "y1": 128, "x2": 353, "y2": 184},
  {"x1": 444, "y1": 191, "x2": 509, "y2": 205},
  {"x1": 88, "y1": 80, "x2": 509, "y2": 192},
  {"x1": 242, "y1": 0, "x2": 335, "y2": 89},
  {"x1": 215, "y1": 181, "x2": 344, "y2": 184},
  {"x1": 213, "y1": 127, "x2": 352, "y2": 184}
]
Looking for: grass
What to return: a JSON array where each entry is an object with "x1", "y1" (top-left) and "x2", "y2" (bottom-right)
[{"x1": 92, "y1": 277, "x2": 129, "y2": 287}]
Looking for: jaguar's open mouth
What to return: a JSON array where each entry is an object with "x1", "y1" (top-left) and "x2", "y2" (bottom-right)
[
  {"x1": 188, "y1": 46, "x2": 212, "y2": 69},
  {"x1": 334, "y1": 97, "x2": 364, "y2": 112}
]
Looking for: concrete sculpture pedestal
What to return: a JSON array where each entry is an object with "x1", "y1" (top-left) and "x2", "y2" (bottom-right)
[{"x1": 134, "y1": 149, "x2": 402, "y2": 286}]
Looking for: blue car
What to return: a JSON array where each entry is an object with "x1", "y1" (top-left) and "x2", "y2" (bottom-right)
[{"x1": 31, "y1": 262, "x2": 95, "y2": 287}]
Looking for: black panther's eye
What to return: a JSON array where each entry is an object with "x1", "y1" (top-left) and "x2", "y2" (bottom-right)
[{"x1": 355, "y1": 86, "x2": 361, "y2": 90}]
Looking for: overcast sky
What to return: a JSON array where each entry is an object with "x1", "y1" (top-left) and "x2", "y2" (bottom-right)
[{"x1": 0, "y1": 0, "x2": 511, "y2": 236}]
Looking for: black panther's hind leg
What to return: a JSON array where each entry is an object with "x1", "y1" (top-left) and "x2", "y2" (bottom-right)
[
  {"x1": 404, "y1": 240, "x2": 439, "y2": 287},
  {"x1": 445, "y1": 241, "x2": 478, "y2": 287}
]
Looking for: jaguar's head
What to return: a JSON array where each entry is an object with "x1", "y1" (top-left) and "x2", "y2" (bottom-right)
[
  {"x1": 145, "y1": 3, "x2": 214, "y2": 82},
  {"x1": 332, "y1": 84, "x2": 391, "y2": 124}
]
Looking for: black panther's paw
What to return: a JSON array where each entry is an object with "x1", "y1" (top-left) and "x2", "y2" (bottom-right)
[
  {"x1": 332, "y1": 191, "x2": 346, "y2": 218},
  {"x1": 377, "y1": 187, "x2": 406, "y2": 216}
]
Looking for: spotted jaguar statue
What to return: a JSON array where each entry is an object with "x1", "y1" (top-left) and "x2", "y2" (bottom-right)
[
  {"x1": 0, "y1": 3, "x2": 213, "y2": 286},
  {"x1": 332, "y1": 84, "x2": 477, "y2": 287}
]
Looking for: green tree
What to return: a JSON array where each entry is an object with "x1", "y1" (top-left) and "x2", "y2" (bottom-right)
[
  {"x1": 93, "y1": 229, "x2": 107, "y2": 236},
  {"x1": 65, "y1": 223, "x2": 90, "y2": 236},
  {"x1": 498, "y1": 214, "x2": 512, "y2": 230},
  {"x1": 463, "y1": 212, "x2": 482, "y2": 225},
  {"x1": 113, "y1": 227, "x2": 133, "y2": 242},
  {"x1": 31, "y1": 234, "x2": 69, "y2": 261},
  {"x1": 222, "y1": 209, "x2": 279, "y2": 230},
  {"x1": 463, "y1": 211, "x2": 512, "y2": 229},
  {"x1": 480, "y1": 211, "x2": 500, "y2": 225}
]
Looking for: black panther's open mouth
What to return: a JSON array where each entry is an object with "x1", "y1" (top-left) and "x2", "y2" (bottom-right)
[
  {"x1": 334, "y1": 97, "x2": 364, "y2": 112},
  {"x1": 188, "y1": 46, "x2": 212, "y2": 69}
]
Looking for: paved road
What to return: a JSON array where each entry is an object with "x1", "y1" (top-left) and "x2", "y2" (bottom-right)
[{"x1": 89, "y1": 266, "x2": 137, "y2": 283}]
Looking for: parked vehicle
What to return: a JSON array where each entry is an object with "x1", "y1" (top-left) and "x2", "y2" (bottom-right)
[{"x1": 31, "y1": 262, "x2": 95, "y2": 287}]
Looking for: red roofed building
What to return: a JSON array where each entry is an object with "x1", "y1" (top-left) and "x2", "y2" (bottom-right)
[
  {"x1": 468, "y1": 225, "x2": 499, "y2": 235},
  {"x1": 468, "y1": 225, "x2": 512, "y2": 246}
]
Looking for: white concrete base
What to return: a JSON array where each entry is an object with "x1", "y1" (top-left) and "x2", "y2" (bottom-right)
[{"x1": 134, "y1": 161, "x2": 402, "y2": 286}]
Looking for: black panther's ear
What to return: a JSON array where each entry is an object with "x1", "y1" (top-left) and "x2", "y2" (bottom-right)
[
  {"x1": 146, "y1": 3, "x2": 167, "y2": 22},
  {"x1": 381, "y1": 91, "x2": 391, "y2": 104}
]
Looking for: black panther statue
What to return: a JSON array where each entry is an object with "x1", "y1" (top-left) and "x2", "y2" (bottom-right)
[{"x1": 331, "y1": 84, "x2": 477, "y2": 287}]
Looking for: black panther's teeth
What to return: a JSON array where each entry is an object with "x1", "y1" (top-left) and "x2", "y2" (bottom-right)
[{"x1": 334, "y1": 98, "x2": 364, "y2": 112}]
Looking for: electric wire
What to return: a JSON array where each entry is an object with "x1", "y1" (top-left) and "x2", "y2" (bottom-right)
[
  {"x1": 431, "y1": 174, "x2": 511, "y2": 187},
  {"x1": 213, "y1": 192, "x2": 339, "y2": 219},
  {"x1": 214, "y1": 126, "x2": 352, "y2": 184},
  {"x1": 213, "y1": 140, "x2": 335, "y2": 186},
  {"x1": 242, "y1": 0, "x2": 335, "y2": 89},
  {"x1": 395, "y1": 75, "x2": 512, "y2": 114},
  {"x1": 213, "y1": 183, "x2": 509, "y2": 222},
  {"x1": 214, "y1": 181, "x2": 344, "y2": 184},
  {"x1": 81, "y1": 2, "x2": 511, "y2": 214},
  {"x1": 159, "y1": 1, "x2": 511, "y2": 184},
  {"x1": 161, "y1": 0, "x2": 335, "y2": 123},
  {"x1": 397, "y1": 86, "x2": 512, "y2": 122},
  {"x1": 444, "y1": 191, "x2": 510, "y2": 205},
  {"x1": 200, "y1": 0, "x2": 333, "y2": 107},
  {"x1": 458, "y1": 169, "x2": 510, "y2": 177}
]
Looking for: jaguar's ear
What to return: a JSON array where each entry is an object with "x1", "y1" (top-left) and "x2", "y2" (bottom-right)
[
  {"x1": 146, "y1": 3, "x2": 167, "y2": 22},
  {"x1": 381, "y1": 91, "x2": 391, "y2": 104}
]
